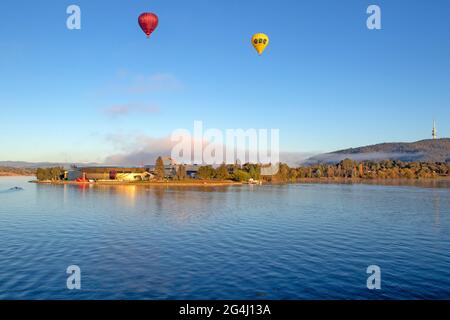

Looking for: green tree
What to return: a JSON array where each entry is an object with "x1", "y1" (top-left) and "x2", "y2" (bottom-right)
[
  {"x1": 36, "y1": 167, "x2": 63, "y2": 181},
  {"x1": 275, "y1": 163, "x2": 290, "y2": 181},
  {"x1": 36, "y1": 168, "x2": 46, "y2": 181},
  {"x1": 233, "y1": 169, "x2": 251, "y2": 182},
  {"x1": 155, "y1": 156, "x2": 165, "y2": 180},
  {"x1": 248, "y1": 165, "x2": 261, "y2": 180},
  {"x1": 215, "y1": 163, "x2": 230, "y2": 180},
  {"x1": 340, "y1": 158, "x2": 354, "y2": 177},
  {"x1": 50, "y1": 167, "x2": 63, "y2": 180},
  {"x1": 176, "y1": 164, "x2": 187, "y2": 180},
  {"x1": 197, "y1": 165, "x2": 215, "y2": 179}
]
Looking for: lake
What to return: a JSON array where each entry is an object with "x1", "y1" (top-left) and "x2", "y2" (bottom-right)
[{"x1": 1, "y1": 176, "x2": 450, "y2": 299}]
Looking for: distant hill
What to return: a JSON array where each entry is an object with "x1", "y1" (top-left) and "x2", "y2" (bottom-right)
[
  {"x1": 0, "y1": 161, "x2": 100, "y2": 169},
  {"x1": 0, "y1": 166, "x2": 35, "y2": 176},
  {"x1": 305, "y1": 138, "x2": 450, "y2": 164}
]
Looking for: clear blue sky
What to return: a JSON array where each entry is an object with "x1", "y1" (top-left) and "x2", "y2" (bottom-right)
[{"x1": 1, "y1": 0, "x2": 449, "y2": 163}]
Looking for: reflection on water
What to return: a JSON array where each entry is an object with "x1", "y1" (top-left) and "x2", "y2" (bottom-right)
[
  {"x1": 1, "y1": 176, "x2": 450, "y2": 299},
  {"x1": 432, "y1": 191, "x2": 441, "y2": 227},
  {"x1": 298, "y1": 178, "x2": 450, "y2": 189}
]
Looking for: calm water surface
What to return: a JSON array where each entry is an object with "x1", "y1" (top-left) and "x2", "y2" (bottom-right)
[{"x1": 1, "y1": 176, "x2": 450, "y2": 299}]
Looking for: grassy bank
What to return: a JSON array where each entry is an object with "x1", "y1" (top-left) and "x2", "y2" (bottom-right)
[{"x1": 32, "y1": 179, "x2": 243, "y2": 187}]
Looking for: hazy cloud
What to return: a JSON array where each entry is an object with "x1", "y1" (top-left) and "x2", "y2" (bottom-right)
[
  {"x1": 303, "y1": 151, "x2": 424, "y2": 164},
  {"x1": 127, "y1": 73, "x2": 183, "y2": 94},
  {"x1": 94, "y1": 70, "x2": 183, "y2": 97},
  {"x1": 103, "y1": 135, "x2": 175, "y2": 166},
  {"x1": 102, "y1": 134, "x2": 305, "y2": 167},
  {"x1": 102, "y1": 103, "x2": 160, "y2": 117},
  {"x1": 280, "y1": 151, "x2": 319, "y2": 166}
]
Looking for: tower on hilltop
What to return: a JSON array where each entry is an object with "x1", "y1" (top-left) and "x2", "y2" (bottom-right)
[{"x1": 432, "y1": 120, "x2": 437, "y2": 140}]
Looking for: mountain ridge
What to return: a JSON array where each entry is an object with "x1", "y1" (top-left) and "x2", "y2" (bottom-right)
[
  {"x1": 305, "y1": 138, "x2": 450, "y2": 164},
  {"x1": 0, "y1": 161, "x2": 100, "y2": 169}
]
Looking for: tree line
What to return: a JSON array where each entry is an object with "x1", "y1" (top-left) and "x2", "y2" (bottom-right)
[
  {"x1": 34, "y1": 158, "x2": 450, "y2": 182},
  {"x1": 153, "y1": 156, "x2": 262, "y2": 182},
  {"x1": 195, "y1": 163, "x2": 261, "y2": 182},
  {"x1": 36, "y1": 167, "x2": 65, "y2": 181},
  {"x1": 179, "y1": 159, "x2": 450, "y2": 182},
  {"x1": 266, "y1": 159, "x2": 450, "y2": 182}
]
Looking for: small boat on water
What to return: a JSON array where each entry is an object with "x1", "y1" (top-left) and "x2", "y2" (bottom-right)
[
  {"x1": 9, "y1": 186, "x2": 23, "y2": 191},
  {"x1": 0, "y1": 186, "x2": 24, "y2": 193}
]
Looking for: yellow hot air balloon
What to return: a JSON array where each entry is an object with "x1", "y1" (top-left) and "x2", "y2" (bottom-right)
[{"x1": 251, "y1": 33, "x2": 269, "y2": 55}]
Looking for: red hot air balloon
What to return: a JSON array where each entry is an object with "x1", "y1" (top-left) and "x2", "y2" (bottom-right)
[{"x1": 138, "y1": 13, "x2": 159, "y2": 38}]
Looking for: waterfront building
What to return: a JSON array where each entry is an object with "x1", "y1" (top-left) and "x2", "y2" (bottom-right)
[{"x1": 66, "y1": 167, "x2": 153, "y2": 181}]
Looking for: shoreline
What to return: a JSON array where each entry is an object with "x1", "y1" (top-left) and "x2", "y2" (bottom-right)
[
  {"x1": 31, "y1": 179, "x2": 244, "y2": 187},
  {"x1": 28, "y1": 176, "x2": 450, "y2": 187}
]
